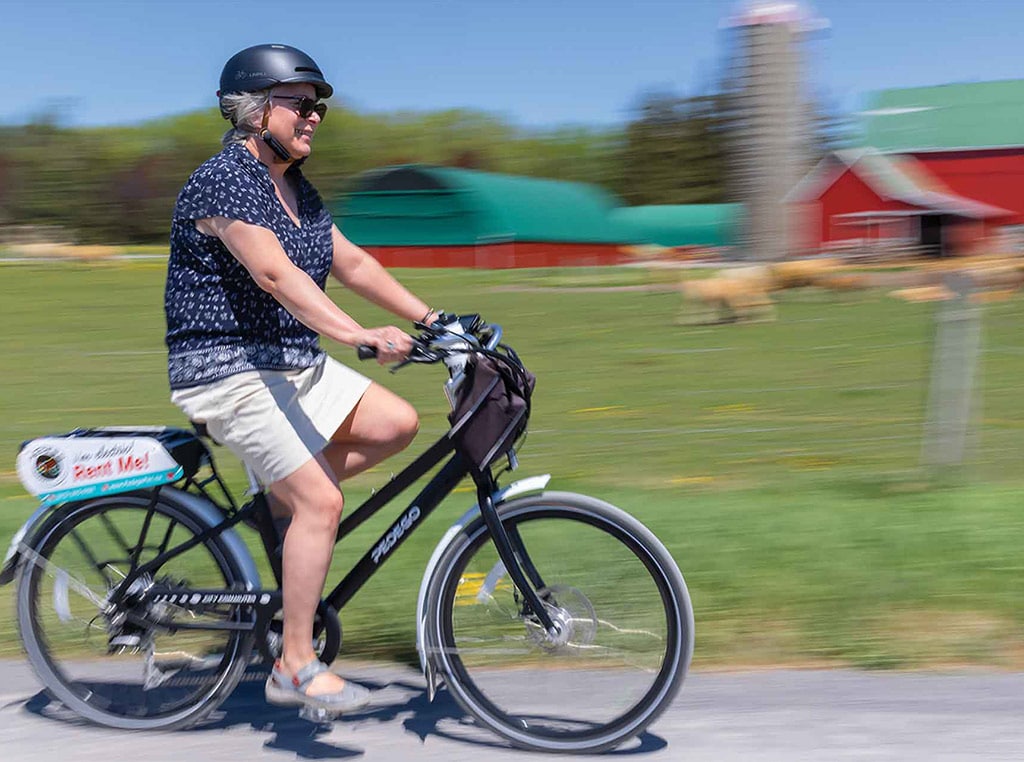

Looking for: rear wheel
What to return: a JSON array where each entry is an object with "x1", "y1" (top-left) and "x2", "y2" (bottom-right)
[
  {"x1": 16, "y1": 493, "x2": 255, "y2": 730},
  {"x1": 426, "y1": 491, "x2": 693, "y2": 753}
]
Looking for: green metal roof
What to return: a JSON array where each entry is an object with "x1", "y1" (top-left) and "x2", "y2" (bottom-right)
[
  {"x1": 334, "y1": 165, "x2": 634, "y2": 246},
  {"x1": 609, "y1": 204, "x2": 740, "y2": 248},
  {"x1": 861, "y1": 80, "x2": 1024, "y2": 152}
]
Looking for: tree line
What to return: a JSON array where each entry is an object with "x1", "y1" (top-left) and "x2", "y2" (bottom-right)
[{"x1": 0, "y1": 92, "x2": 842, "y2": 245}]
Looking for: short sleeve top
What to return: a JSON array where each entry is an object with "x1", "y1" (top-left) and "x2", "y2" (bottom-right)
[{"x1": 164, "y1": 143, "x2": 334, "y2": 389}]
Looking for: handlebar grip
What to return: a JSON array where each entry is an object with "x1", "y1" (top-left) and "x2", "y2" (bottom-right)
[{"x1": 356, "y1": 345, "x2": 377, "y2": 361}]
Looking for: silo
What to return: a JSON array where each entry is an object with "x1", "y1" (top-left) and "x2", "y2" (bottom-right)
[{"x1": 726, "y1": 3, "x2": 825, "y2": 260}]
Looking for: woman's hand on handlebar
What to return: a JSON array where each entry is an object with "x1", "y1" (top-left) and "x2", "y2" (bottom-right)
[
  {"x1": 356, "y1": 326, "x2": 414, "y2": 365},
  {"x1": 353, "y1": 312, "x2": 494, "y2": 367}
]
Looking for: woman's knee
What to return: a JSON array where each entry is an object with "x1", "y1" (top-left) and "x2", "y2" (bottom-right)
[
  {"x1": 393, "y1": 402, "x2": 419, "y2": 449},
  {"x1": 366, "y1": 393, "x2": 417, "y2": 446},
  {"x1": 322, "y1": 485, "x2": 345, "y2": 521},
  {"x1": 290, "y1": 485, "x2": 344, "y2": 528},
  {"x1": 349, "y1": 388, "x2": 419, "y2": 449},
  {"x1": 375, "y1": 399, "x2": 418, "y2": 456},
  {"x1": 271, "y1": 462, "x2": 345, "y2": 526}
]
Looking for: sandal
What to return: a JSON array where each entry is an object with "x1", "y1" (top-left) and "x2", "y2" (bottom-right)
[{"x1": 265, "y1": 659, "x2": 371, "y2": 713}]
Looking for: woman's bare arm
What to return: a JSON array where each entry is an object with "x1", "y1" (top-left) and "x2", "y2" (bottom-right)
[
  {"x1": 329, "y1": 225, "x2": 436, "y2": 324},
  {"x1": 196, "y1": 216, "x2": 412, "y2": 361}
]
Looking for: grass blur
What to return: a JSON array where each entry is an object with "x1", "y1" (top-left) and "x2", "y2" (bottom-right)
[{"x1": 1, "y1": 260, "x2": 1022, "y2": 669}]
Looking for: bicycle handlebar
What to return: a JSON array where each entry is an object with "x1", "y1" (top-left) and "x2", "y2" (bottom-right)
[
  {"x1": 356, "y1": 344, "x2": 379, "y2": 361},
  {"x1": 355, "y1": 313, "x2": 502, "y2": 366},
  {"x1": 355, "y1": 312, "x2": 518, "y2": 431}
]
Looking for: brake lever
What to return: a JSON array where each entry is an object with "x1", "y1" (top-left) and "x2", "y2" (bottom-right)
[{"x1": 387, "y1": 342, "x2": 445, "y2": 373}]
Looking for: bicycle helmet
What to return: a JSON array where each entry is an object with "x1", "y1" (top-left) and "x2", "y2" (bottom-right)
[{"x1": 218, "y1": 43, "x2": 333, "y2": 116}]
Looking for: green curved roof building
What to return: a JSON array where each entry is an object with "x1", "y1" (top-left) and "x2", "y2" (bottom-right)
[
  {"x1": 609, "y1": 204, "x2": 741, "y2": 248},
  {"x1": 334, "y1": 164, "x2": 635, "y2": 246}
]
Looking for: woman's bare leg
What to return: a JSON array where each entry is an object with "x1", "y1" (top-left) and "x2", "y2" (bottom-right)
[
  {"x1": 320, "y1": 382, "x2": 419, "y2": 481},
  {"x1": 269, "y1": 456, "x2": 348, "y2": 695},
  {"x1": 268, "y1": 383, "x2": 418, "y2": 695},
  {"x1": 267, "y1": 383, "x2": 416, "y2": 517}
]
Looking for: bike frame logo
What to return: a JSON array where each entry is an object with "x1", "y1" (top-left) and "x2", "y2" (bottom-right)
[{"x1": 372, "y1": 506, "x2": 421, "y2": 564}]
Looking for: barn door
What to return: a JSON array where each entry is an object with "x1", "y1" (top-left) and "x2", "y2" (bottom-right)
[{"x1": 920, "y1": 214, "x2": 946, "y2": 257}]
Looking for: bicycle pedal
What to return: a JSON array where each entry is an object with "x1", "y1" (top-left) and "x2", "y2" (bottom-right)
[{"x1": 298, "y1": 704, "x2": 339, "y2": 724}]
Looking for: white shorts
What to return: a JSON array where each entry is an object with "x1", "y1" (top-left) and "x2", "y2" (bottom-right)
[{"x1": 170, "y1": 356, "x2": 371, "y2": 486}]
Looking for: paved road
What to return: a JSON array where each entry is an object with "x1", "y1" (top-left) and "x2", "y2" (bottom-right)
[{"x1": 1, "y1": 660, "x2": 1021, "y2": 761}]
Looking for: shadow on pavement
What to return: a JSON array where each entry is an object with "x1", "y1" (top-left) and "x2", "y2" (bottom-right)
[{"x1": 21, "y1": 667, "x2": 667, "y2": 758}]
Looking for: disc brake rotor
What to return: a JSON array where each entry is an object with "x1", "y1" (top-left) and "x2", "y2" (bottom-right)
[{"x1": 524, "y1": 585, "x2": 598, "y2": 651}]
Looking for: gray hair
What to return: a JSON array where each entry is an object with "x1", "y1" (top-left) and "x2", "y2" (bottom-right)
[{"x1": 219, "y1": 89, "x2": 271, "y2": 146}]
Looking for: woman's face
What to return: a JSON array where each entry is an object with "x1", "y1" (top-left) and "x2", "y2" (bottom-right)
[{"x1": 265, "y1": 83, "x2": 323, "y2": 160}]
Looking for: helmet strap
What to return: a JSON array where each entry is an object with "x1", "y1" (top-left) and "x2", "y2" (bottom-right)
[{"x1": 259, "y1": 106, "x2": 293, "y2": 164}]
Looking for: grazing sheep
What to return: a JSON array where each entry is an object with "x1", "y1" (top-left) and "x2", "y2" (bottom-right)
[
  {"x1": 889, "y1": 285, "x2": 956, "y2": 302},
  {"x1": 678, "y1": 269, "x2": 776, "y2": 325},
  {"x1": 813, "y1": 272, "x2": 872, "y2": 299},
  {"x1": 963, "y1": 261, "x2": 1024, "y2": 291},
  {"x1": 8, "y1": 243, "x2": 118, "y2": 260},
  {"x1": 971, "y1": 288, "x2": 1020, "y2": 303},
  {"x1": 768, "y1": 257, "x2": 843, "y2": 291}
]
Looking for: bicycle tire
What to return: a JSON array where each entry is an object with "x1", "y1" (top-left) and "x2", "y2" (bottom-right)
[
  {"x1": 425, "y1": 491, "x2": 693, "y2": 753},
  {"x1": 16, "y1": 492, "x2": 256, "y2": 730}
]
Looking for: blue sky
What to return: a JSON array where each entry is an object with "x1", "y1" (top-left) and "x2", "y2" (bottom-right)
[{"x1": 3, "y1": 0, "x2": 1022, "y2": 129}]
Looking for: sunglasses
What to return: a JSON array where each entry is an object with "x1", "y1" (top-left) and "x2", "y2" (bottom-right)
[{"x1": 271, "y1": 95, "x2": 328, "y2": 120}]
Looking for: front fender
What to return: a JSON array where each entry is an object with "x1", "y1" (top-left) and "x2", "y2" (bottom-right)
[
  {"x1": 415, "y1": 474, "x2": 551, "y2": 692},
  {"x1": 0, "y1": 488, "x2": 260, "y2": 591}
]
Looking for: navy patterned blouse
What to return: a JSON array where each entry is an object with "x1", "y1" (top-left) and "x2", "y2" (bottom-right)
[{"x1": 165, "y1": 143, "x2": 334, "y2": 389}]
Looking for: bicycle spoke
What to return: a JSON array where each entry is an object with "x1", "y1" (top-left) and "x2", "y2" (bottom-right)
[
  {"x1": 100, "y1": 513, "x2": 134, "y2": 559},
  {"x1": 21, "y1": 543, "x2": 107, "y2": 609},
  {"x1": 66, "y1": 526, "x2": 118, "y2": 589}
]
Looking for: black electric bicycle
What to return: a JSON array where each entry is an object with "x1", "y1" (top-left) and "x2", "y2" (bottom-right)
[{"x1": 2, "y1": 315, "x2": 693, "y2": 754}]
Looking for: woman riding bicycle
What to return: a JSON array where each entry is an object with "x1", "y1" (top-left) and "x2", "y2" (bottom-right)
[{"x1": 164, "y1": 43, "x2": 437, "y2": 713}]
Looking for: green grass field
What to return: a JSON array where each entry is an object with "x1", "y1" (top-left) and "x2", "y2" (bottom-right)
[{"x1": 1, "y1": 261, "x2": 1022, "y2": 669}]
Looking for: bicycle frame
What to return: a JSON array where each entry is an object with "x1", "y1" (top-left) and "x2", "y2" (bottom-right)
[{"x1": 118, "y1": 429, "x2": 559, "y2": 636}]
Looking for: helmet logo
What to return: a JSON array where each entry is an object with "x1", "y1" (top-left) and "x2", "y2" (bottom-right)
[{"x1": 236, "y1": 70, "x2": 268, "y2": 80}]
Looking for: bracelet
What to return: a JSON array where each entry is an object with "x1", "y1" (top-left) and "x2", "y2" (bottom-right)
[{"x1": 421, "y1": 308, "x2": 442, "y2": 324}]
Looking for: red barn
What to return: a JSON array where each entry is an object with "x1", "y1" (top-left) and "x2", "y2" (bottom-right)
[
  {"x1": 788, "y1": 149, "x2": 1012, "y2": 256},
  {"x1": 910, "y1": 148, "x2": 1024, "y2": 227},
  {"x1": 789, "y1": 80, "x2": 1024, "y2": 256}
]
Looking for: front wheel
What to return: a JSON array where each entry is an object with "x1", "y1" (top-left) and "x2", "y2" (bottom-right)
[{"x1": 425, "y1": 491, "x2": 693, "y2": 753}]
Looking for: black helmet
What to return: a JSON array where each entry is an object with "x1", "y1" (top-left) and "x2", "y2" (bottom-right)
[{"x1": 218, "y1": 43, "x2": 333, "y2": 103}]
